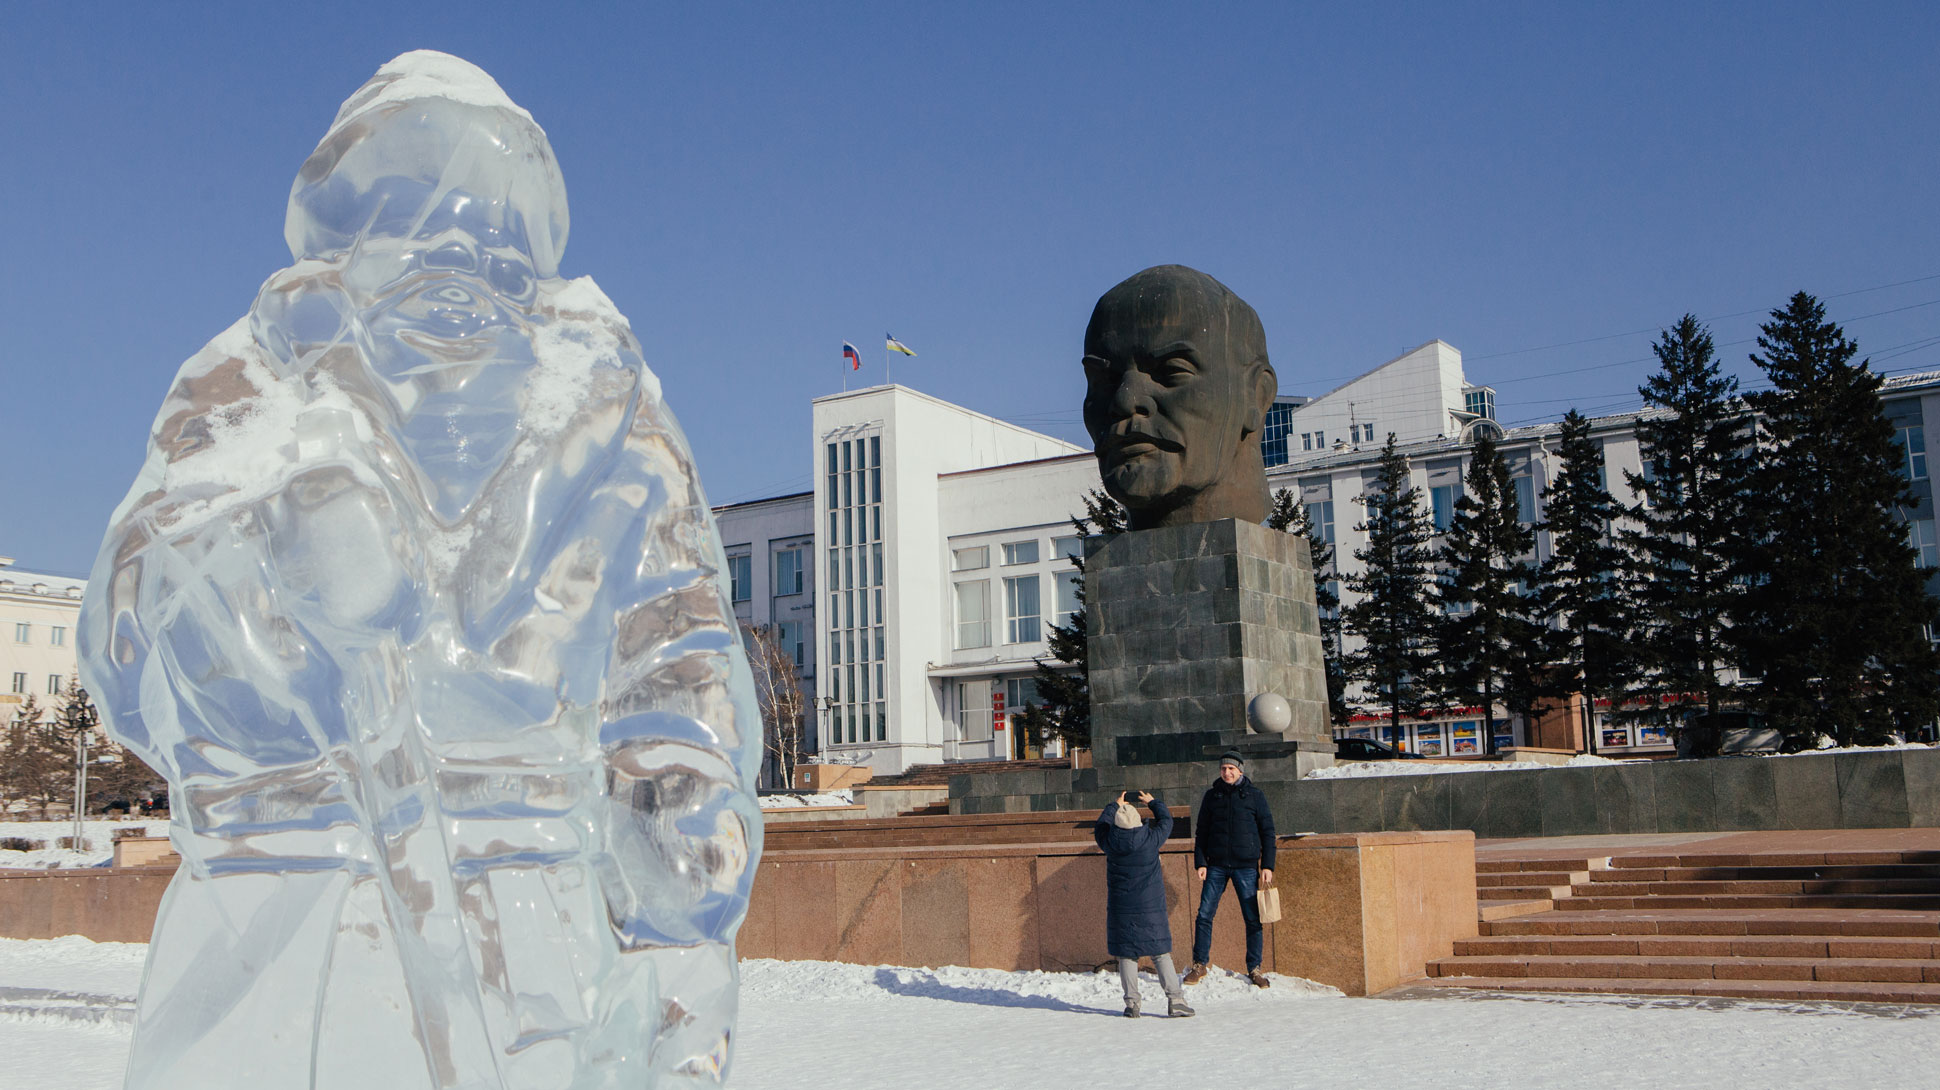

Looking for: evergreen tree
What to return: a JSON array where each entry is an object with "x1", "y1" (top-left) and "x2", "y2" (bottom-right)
[
  {"x1": 1433, "y1": 429, "x2": 1543, "y2": 755},
  {"x1": 1621, "y1": 315, "x2": 1754, "y2": 729},
  {"x1": 1016, "y1": 489, "x2": 1127, "y2": 751},
  {"x1": 1538, "y1": 410, "x2": 1638, "y2": 753},
  {"x1": 1343, "y1": 435, "x2": 1440, "y2": 747},
  {"x1": 1, "y1": 694, "x2": 67, "y2": 818},
  {"x1": 1739, "y1": 293, "x2": 1940, "y2": 745},
  {"x1": 1271, "y1": 488, "x2": 1350, "y2": 726}
]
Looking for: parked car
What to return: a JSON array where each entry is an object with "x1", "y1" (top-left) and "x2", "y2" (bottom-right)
[{"x1": 1333, "y1": 736, "x2": 1424, "y2": 760}]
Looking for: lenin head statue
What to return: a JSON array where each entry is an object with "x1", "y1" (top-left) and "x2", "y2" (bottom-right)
[{"x1": 1082, "y1": 265, "x2": 1277, "y2": 531}]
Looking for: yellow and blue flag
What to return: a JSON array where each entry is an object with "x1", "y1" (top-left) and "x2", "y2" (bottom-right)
[{"x1": 886, "y1": 334, "x2": 916, "y2": 357}]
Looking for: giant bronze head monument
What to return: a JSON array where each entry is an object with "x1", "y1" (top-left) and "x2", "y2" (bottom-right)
[{"x1": 1082, "y1": 265, "x2": 1278, "y2": 531}]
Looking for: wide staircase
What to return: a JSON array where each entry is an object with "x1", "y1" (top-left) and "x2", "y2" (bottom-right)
[
  {"x1": 1424, "y1": 841, "x2": 1940, "y2": 1003},
  {"x1": 859, "y1": 757, "x2": 1071, "y2": 789}
]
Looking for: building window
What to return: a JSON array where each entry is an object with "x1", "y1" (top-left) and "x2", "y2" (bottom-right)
[
  {"x1": 49, "y1": 626, "x2": 66, "y2": 648},
  {"x1": 1466, "y1": 387, "x2": 1496, "y2": 420},
  {"x1": 13, "y1": 623, "x2": 27, "y2": 643},
  {"x1": 955, "y1": 581, "x2": 991, "y2": 649},
  {"x1": 1055, "y1": 571, "x2": 1082, "y2": 628},
  {"x1": 1053, "y1": 535, "x2": 1082, "y2": 560},
  {"x1": 1005, "y1": 677, "x2": 1039, "y2": 735},
  {"x1": 48, "y1": 675, "x2": 62, "y2": 695},
  {"x1": 952, "y1": 545, "x2": 988, "y2": 571},
  {"x1": 1310, "y1": 499, "x2": 1335, "y2": 545},
  {"x1": 1002, "y1": 540, "x2": 1039, "y2": 566},
  {"x1": 775, "y1": 549, "x2": 804, "y2": 596},
  {"x1": 1911, "y1": 518, "x2": 1938, "y2": 569},
  {"x1": 1301, "y1": 433, "x2": 1313, "y2": 452},
  {"x1": 9, "y1": 673, "x2": 22, "y2": 694},
  {"x1": 777, "y1": 621, "x2": 806, "y2": 667},
  {"x1": 957, "y1": 681, "x2": 992, "y2": 743},
  {"x1": 1360, "y1": 423, "x2": 1375, "y2": 443},
  {"x1": 727, "y1": 554, "x2": 752, "y2": 603},
  {"x1": 1314, "y1": 430, "x2": 1325, "y2": 449},
  {"x1": 1899, "y1": 426, "x2": 1928, "y2": 481},
  {"x1": 1005, "y1": 575, "x2": 1041, "y2": 644},
  {"x1": 1262, "y1": 402, "x2": 1296, "y2": 468},
  {"x1": 1430, "y1": 484, "x2": 1459, "y2": 532},
  {"x1": 1512, "y1": 473, "x2": 1535, "y2": 523}
]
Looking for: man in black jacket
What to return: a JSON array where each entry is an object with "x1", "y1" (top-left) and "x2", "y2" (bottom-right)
[{"x1": 1183, "y1": 751, "x2": 1276, "y2": 987}]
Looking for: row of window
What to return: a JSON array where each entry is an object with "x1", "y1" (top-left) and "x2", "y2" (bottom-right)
[
  {"x1": 826, "y1": 433, "x2": 886, "y2": 744},
  {"x1": 9, "y1": 673, "x2": 66, "y2": 696},
  {"x1": 954, "y1": 572, "x2": 1081, "y2": 649},
  {"x1": 11, "y1": 623, "x2": 66, "y2": 646},
  {"x1": 952, "y1": 535, "x2": 1082, "y2": 572}
]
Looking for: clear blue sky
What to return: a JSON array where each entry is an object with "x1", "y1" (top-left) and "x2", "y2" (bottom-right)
[{"x1": 5, "y1": 2, "x2": 1938, "y2": 576}]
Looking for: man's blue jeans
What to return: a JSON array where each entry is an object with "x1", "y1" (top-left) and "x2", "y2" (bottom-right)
[{"x1": 1192, "y1": 864, "x2": 1262, "y2": 970}]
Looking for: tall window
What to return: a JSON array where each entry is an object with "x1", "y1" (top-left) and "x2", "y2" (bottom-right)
[
  {"x1": 47, "y1": 674, "x2": 62, "y2": 695},
  {"x1": 956, "y1": 580, "x2": 990, "y2": 649},
  {"x1": 774, "y1": 548, "x2": 804, "y2": 595},
  {"x1": 1911, "y1": 518, "x2": 1938, "y2": 569},
  {"x1": 1261, "y1": 402, "x2": 1296, "y2": 468},
  {"x1": 957, "y1": 681, "x2": 992, "y2": 742},
  {"x1": 9, "y1": 673, "x2": 22, "y2": 694},
  {"x1": 727, "y1": 554, "x2": 751, "y2": 602},
  {"x1": 1899, "y1": 426, "x2": 1928, "y2": 481},
  {"x1": 1055, "y1": 571, "x2": 1082, "y2": 628},
  {"x1": 825, "y1": 433, "x2": 886, "y2": 743},
  {"x1": 12, "y1": 623, "x2": 27, "y2": 643},
  {"x1": 1512, "y1": 472, "x2": 1536, "y2": 523},
  {"x1": 49, "y1": 626, "x2": 65, "y2": 648},
  {"x1": 777, "y1": 620, "x2": 806, "y2": 666},
  {"x1": 1005, "y1": 575, "x2": 1041, "y2": 643},
  {"x1": 1430, "y1": 484, "x2": 1460, "y2": 532}
]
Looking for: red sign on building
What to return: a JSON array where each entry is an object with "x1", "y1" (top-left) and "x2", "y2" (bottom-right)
[{"x1": 992, "y1": 689, "x2": 1006, "y2": 732}]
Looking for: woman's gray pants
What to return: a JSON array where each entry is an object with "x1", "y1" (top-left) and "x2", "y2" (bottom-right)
[{"x1": 1117, "y1": 953, "x2": 1184, "y2": 1003}]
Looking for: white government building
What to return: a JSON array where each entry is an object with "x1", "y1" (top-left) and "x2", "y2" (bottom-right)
[
  {"x1": 0, "y1": 557, "x2": 85, "y2": 719},
  {"x1": 717, "y1": 342, "x2": 1940, "y2": 776}
]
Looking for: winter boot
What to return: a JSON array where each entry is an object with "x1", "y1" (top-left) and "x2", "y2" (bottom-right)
[
  {"x1": 1247, "y1": 967, "x2": 1271, "y2": 988},
  {"x1": 1181, "y1": 962, "x2": 1209, "y2": 986},
  {"x1": 1168, "y1": 997, "x2": 1195, "y2": 1018},
  {"x1": 1123, "y1": 999, "x2": 1140, "y2": 1018}
]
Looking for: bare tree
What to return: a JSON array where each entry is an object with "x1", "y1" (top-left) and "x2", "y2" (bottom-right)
[{"x1": 744, "y1": 624, "x2": 809, "y2": 791}]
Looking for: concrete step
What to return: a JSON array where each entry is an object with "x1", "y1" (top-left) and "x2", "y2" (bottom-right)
[
  {"x1": 1477, "y1": 857, "x2": 1606, "y2": 875},
  {"x1": 1482, "y1": 909, "x2": 1940, "y2": 939},
  {"x1": 1478, "y1": 899, "x2": 1554, "y2": 922},
  {"x1": 1408, "y1": 974, "x2": 1940, "y2": 1005},
  {"x1": 1430, "y1": 953, "x2": 1940, "y2": 984},
  {"x1": 1590, "y1": 864, "x2": 1940, "y2": 883},
  {"x1": 1456, "y1": 933, "x2": 1940, "y2": 959},
  {"x1": 1554, "y1": 893, "x2": 1940, "y2": 912},
  {"x1": 1573, "y1": 878, "x2": 1940, "y2": 898},
  {"x1": 1608, "y1": 851, "x2": 1940, "y2": 870},
  {"x1": 1478, "y1": 885, "x2": 1572, "y2": 901},
  {"x1": 1477, "y1": 870, "x2": 1587, "y2": 888}
]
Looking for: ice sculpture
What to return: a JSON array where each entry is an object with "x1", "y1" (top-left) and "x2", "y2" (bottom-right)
[{"x1": 77, "y1": 51, "x2": 761, "y2": 1089}]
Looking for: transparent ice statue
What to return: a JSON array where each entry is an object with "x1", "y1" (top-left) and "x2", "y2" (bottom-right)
[{"x1": 77, "y1": 50, "x2": 762, "y2": 1089}]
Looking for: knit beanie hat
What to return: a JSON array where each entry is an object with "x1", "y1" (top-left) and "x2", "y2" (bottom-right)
[
  {"x1": 1112, "y1": 801, "x2": 1142, "y2": 829},
  {"x1": 1219, "y1": 750, "x2": 1244, "y2": 768}
]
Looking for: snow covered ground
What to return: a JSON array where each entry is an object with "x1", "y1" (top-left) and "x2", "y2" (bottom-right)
[
  {"x1": 4, "y1": 936, "x2": 1933, "y2": 1089},
  {"x1": 1307, "y1": 742, "x2": 1938, "y2": 779},
  {"x1": 0, "y1": 820, "x2": 169, "y2": 870}
]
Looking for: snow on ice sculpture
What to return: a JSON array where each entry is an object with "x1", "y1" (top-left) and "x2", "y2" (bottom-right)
[{"x1": 77, "y1": 51, "x2": 762, "y2": 1089}]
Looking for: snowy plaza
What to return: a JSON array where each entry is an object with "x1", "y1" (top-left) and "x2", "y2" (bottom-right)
[{"x1": 3, "y1": 937, "x2": 1934, "y2": 1090}]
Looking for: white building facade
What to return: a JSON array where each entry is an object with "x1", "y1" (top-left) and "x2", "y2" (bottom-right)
[
  {"x1": 0, "y1": 558, "x2": 85, "y2": 722},
  {"x1": 714, "y1": 354, "x2": 1940, "y2": 775}
]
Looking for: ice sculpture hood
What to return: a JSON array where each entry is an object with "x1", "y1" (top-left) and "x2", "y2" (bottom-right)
[{"x1": 286, "y1": 50, "x2": 569, "y2": 278}]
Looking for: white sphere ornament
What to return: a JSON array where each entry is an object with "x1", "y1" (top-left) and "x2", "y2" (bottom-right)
[{"x1": 1248, "y1": 692, "x2": 1292, "y2": 734}]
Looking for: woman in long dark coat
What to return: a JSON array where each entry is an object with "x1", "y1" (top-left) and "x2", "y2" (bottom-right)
[{"x1": 1095, "y1": 790, "x2": 1193, "y2": 1018}]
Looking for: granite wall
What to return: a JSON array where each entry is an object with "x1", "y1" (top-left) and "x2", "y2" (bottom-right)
[{"x1": 954, "y1": 747, "x2": 1940, "y2": 838}]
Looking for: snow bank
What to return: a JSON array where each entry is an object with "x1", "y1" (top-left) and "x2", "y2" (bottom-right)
[
  {"x1": 0, "y1": 820, "x2": 170, "y2": 870},
  {"x1": 757, "y1": 791, "x2": 854, "y2": 809},
  {"x1": 1308, "y1": 754, "x2": 1627, "y2": 779}
]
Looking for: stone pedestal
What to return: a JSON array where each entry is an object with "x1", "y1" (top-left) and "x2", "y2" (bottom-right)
[{"x1": 1086, "y1": 519, "x2": 1333, "y2": 773}]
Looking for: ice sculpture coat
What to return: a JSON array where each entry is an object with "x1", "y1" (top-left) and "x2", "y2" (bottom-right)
[{"x1": 1094, "y1": 798, "x2": 1175, "y2": 959}]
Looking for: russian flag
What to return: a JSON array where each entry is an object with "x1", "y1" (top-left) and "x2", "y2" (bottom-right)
[{"x1": 842, "y1": 342, "x2": 863, "y2": 370}]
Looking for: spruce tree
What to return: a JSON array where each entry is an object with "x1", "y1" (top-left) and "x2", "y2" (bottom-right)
[
  {"x1": 1343, "y1": 435, "x2": 1439, "y2": 747},
  {"x1": 1538, "y1": 410, "x2": 1637, "y2": 753},
  {"x1": 1621, "y1": 315, "x2": 1754, "y2": 730},
  {"x1": 1271, "y1": 488, "x2": 1351, "y2": 726},
  {"x1": 1739, "y1": 293, "x2": 1940, "y2": 745},
  {"x1": 1433, "y1": 429, "x2": 1542, "y2": 755},
  {"x1": 1016, "y1": 489, "x2": 1127, "y2": 751}
]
